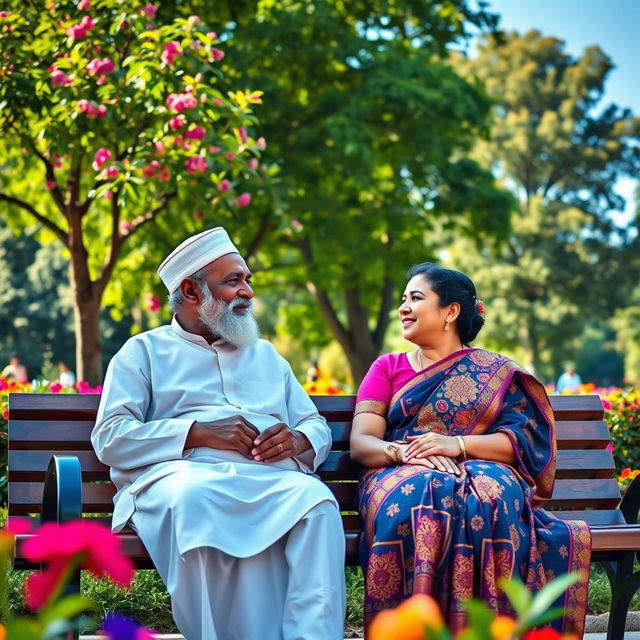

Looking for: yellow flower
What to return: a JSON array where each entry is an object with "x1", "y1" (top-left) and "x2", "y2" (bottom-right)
[
  {"x1": 490, "y1": 615, "x2": 517, "y2": 640},
  {"x1": 370, "y1": 594, "x2": 443, "y2": 640}
]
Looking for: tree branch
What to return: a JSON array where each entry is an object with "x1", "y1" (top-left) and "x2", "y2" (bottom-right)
[
  {"x1": 28, "y1": 141, "x2": 68, "y2": 214},
  {"x1": 0, "y1": 193, "x2": 68, "y2": 246},
  {"x1": 244, "y1": 212, "x2": 277, "y2": 261}
]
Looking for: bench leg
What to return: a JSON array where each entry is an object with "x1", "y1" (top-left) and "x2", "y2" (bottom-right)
[
  {"x1": 605, "y1": 553, "x2": 640, "y2": 640},
  {"x1": 42, "y1": 456, "x2": 82, "y2": 640}
]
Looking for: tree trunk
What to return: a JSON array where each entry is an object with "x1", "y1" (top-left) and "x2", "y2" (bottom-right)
[{"x1": 520, "y1": 313, "x2": 541, "y2": 377}]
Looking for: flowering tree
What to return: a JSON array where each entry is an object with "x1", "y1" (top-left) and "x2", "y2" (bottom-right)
[{"x1": 0, "y1": 0, "x2": 263, "y2": 384}]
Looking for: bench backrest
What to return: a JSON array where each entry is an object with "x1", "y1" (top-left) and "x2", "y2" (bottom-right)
[{"x1": 8, "y1": 393, "x2": 623, "y2": 538}]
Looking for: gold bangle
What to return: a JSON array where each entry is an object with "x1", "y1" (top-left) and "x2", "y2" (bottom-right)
[
  {"x1": 384, "y1": 443, "x2": 402, "y2": 465},
  {"x1": 456, "y1": 435, "x2": 466, "y2": 460}
]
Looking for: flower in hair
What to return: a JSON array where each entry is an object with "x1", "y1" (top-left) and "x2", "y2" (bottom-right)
[{"x1": 475, "y1": 299, "x2": 485, "y2": 315}]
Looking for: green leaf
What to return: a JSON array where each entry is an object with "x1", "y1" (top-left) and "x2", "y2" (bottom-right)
[
  {"x1": 39, "y1": 594, "x2": 99, "y2": 627},
  {"x1": 499, "y1": 578, "x2": 532, "y2": 618},
  {"x1": 5, "y1": 617, "x2": 42, "y2": 640},
  {"x1": 523, "y1": 572, "x2": 581, "y2": 623},
  {"x1": 521, "y1": 607, "x2": 567, "y2": 631},
  {"x1": 463, "y1": 599, "x2": 495, "y2": 640}
]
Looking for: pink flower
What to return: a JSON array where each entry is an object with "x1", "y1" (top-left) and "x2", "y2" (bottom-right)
[
  {"x1": 46, "y1": 180, "x2": 56, "y2": 190},
  {"x1": 104, "y1": 165, "x2": 119, "y2": 179},
  {"x1": 166, "y1": 92, "x2": 198, "y2": 113},
  {"x1": 76, "y1": 100, "x2": 107, "y2": 119},
  {"x1": 602, "y1": 399, "x2": 612, "y2": 410},
  {"x1": 161, "y1": 41, "x2": 183, "y2": 66},
  {"x1": 158, "y1": 166, "x2": 171, "y2": 181},
  {"x1": 237, "y1": 127, "x2": 248, "y2": 143},
  {"x1": 145, "y1": 293, "x2": 161, "y2": 312},
  {"x1": 249, "y1": 158, "x2": 259, "y2": 170},
  {"x1": 218, "y1": 179, "x2": 231, "y2": 192},
  {"x1": 49, "y1": 66, "x2": 73, "y2": 87},
  {"x1": 212, "y1": 98, "x2": 222, "y2": 107},
  {"x1": 0, "y1": 11, "x2": 10, "y2": 18},
  {"x1": 207, "y1": 31, "x2": 218, "y2": 40},
  {"x1": 168, "y1": 115, "x2": 185, "y2": 130},
  {"x1": 155, "y1": 141, "x2": 165, "y2": 153},
  {"x1": 208, "y1": 145, "x2": 221, "y2": 153},
  {"x1": 256, "y1": 136, "x2": 266, "y2": 150},
  {"x1": 291, "y1": 219, "x2": 303, "y2": 230},
  {"x1": 224, "y1": 152, "x2": 236, "y2": 161},
  {"x1": 92, "y1": 148, "x2": 112, "y2": 171},
  {"x1": 23, "y1": 521, "x2": 134, "y2": 610},
  {"x1": 120, "y1": 220, "x2": 132, "y2": 234},
  {"x1": 103, "y1": 190, "x2": 113, "y2": 200},
  {"x1": 185, "y1": 156, "x2": 208, "y2": 173},
  {"x1": 53, "y1": 154, "x2": 63, "y2": 168},
  {"x1": 188, "y1": 15, "x2": 200, "y2": 25},
  {"x1": 66, "y1": 15, "x2": 94, "y2": 40},
  {"x1": 143, "y1": 3, "x2": 157, "y2": 18},
  {"x1": 86, "y1": 58, "x2": 115, "y2": 76},
  {"x1": 211, "y1": 48, "x2": 225, "y2": 62},
  {"x1": 235, "y1": 192, "x2": 251, "y2": 207},
  {"x1": 49, "y1": 382, "x2": 63, "y2": 393},
  {"x1": 142, "y1": 160, "x2": 161, "y2": 178},
  {"x1": 606, "y1": 442, "x2": 615, "y2": 452},
  {"x1": 185, "y1": 125, "x2": 205, "y2": 140},
  {"x1": 78, "y1": 0, "x2": 90, "y2": 10}
]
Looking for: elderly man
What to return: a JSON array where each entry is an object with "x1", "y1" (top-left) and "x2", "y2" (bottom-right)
[{"x1": 92, "y1": 228, "x2": 346, "y2": 640}]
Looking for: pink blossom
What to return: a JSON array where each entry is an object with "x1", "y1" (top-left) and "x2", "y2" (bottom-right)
[
  {"x1": 168, "y1": 115, "x2": 185, "y2": 130},
  {"x1": 193, "y1": 211, "x2": 204, "y2": 219},
  {"x1": 76, "y1": 100, "x2": 107, "y2": 119},
  {"x1": 211, "y1": 48, "x2": 225, "y2": 62},
  {"x1": 103, "y1": 190, "x2": 113, "y2": 200},
  {"x1": 606, "y1": 442, "x2": 615, "y2": 452},
  {"x1": 158, "y1": 166, "x2": 171, "y2": 181},
  {"x1": 218, "y1": 179, "x2": 231, "y2": 192},
  {"x1": 185, "y1": 156, "x2": 208, "y2": 173},
  {"x1": 161, "y1": 41, "x2": 183, "y2": 66},
  {"x1": 86, "y1": 58, "x2": 115, "y2": 76},
  {"x1": 46, "y1": 180, "x2": 56, "y2": 190},
  {"x1": 49, "y1": 66, "x2": 73, "y2": 87},
  {"x1": 188, "y1": 15, "x2": 200, "y2": 25},
  {"x1": 142, "y1": 160, "x2": 161, "y2": 178},
  {"x1": 249, "y1": 158, "x2": 259, "y2": 170},
  {"x1": 208, "y1": 145, "x2": 221, "y2": 153},
  {"x1": 80, "y1": 15, "x2": 94, "y2": 28},
  {"x1": 120, "y1": 220, "x2": 132, "y2": 234},
  {"x1": 0, "y1": 11, "x2": 10, "y2": 18},
  {"x1": 66, "y1": 15, "x2": 94, "y2": 40},
  {"x1": 212, "y1": 98, "x2": 222, "y2": 106},
  {"x1": 49, "y1": 382, "x2": 63, "y2": 393},
  {"x1": 92, "y1": 148, "x2": 112, "y2": 171},
  {"x1": 143, "y1": 3, "x2": 157, "y2": 19},
  {"x1": 166, "y1": 92, "x2": 198, "y2": 113},
  {"x1": 291, "y1": 219, "x2": 303, "y2": 230},
  {"x1": 224, "y1": 152, "x2": 236, "y2": 161},
  {"x1": 78, "y1": 0, "x2": 90, "y2": 10},
  {"x1": 145, "y1": 293, "x2": 161, "y2": 312},
  {"x1": 256, "y1": 136, "x2": 266, "y2": 150},
  {"x1": 185, "y1": 125, "x2": 205, "y2": 140},
  {"x1": 207, "y1": 32, "x2": 218, "y2": 40},
  {"x1": 155, "y1": 141, "x2": 165, "y2": 153},
  {"x1": 238, "y1": 127, "x2": 248, "y2": 143},
  {"x1": 602, "y1": 399, "x2": 612, "y2": 410},
  {"x1": 53, "y1": 154, "x2": 63, "y2": 168},
  {"x1": 235, "y1": 192, "x2": 251, "y2": 207},
  {"x1": 104, "y1": 166, "x2": 119, "y2": 179},
  {"x1": 23, "y1": 521, "x2": 134, "y2": 610}
]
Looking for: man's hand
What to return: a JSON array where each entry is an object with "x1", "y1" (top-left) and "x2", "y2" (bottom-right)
[
  {"x1": 186, "y1": 416, "x2": 260, "y2": 458},
  {"x1": 251, "y1": 423, "x2": 311, "y2": 463}
]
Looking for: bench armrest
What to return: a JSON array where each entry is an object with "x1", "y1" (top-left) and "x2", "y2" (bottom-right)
[
  {"x1": 41, "y1": 455, "x2": 82, "y2": 524},
  {"x1": 620, "y1": 472, "x2": 640, "y2": 525}
]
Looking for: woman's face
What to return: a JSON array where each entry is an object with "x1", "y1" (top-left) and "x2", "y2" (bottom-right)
[{"x1": 397, "y1": 274, "x2": 451, "y2": 344}]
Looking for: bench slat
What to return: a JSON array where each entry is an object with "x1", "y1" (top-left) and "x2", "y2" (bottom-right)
[{"x1": 547, "y1": 478, "x2": 621, "y2": 509}]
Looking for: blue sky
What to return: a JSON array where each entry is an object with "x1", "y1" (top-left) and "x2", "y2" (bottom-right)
[{"x1": 480, "y1": 0, "x2": 639, "y2": 222}]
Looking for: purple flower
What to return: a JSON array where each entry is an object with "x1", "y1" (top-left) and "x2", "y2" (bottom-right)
[{"x1": 102, "y1": 613, "x2": 155, "y2": 640}]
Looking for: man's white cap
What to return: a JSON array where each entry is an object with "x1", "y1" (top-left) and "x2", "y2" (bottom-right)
[{"x1": 157, "y1": 227, "x2": 239, "y2": 293}]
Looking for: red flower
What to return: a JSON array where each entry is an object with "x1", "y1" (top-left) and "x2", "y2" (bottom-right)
[
  {"x1": 23, "y1": 521, "x2": 134, "y2": 609},
  {"x1": 523, "y1": 628, "x2": 562, "y2": 640},
  {"x1": 621, "y1": 468, "x2": 631, "y2": 479}
]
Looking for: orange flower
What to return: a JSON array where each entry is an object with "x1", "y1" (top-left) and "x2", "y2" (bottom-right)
[
  {"x1": 490, "y1": 615, "x2": 518, "y2": 640},
  {"x1": 369, "y1": 594, "x2": 443, "y2": 640},
  {"x1": 621, "y1": 468, "x2": 631, "y2": 479},
  {"x1": 0, "y1": 623, "x2": 5, "y2": 640}
]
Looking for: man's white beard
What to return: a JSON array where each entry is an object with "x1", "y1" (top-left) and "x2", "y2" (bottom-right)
[{"x1": 197, "y1": 290, "x2": 260, "y2": 348}]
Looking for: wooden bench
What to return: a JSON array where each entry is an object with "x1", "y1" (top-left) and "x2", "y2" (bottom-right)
[{"x1": 8, "y1": 392, "x2": 640, "y2": 639}]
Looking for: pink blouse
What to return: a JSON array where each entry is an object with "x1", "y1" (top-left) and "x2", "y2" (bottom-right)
[{"x1": 356, "y1": 353, "x2": 417, "y2": 413}]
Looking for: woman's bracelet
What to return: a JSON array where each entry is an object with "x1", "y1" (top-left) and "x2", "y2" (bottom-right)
[{"x1": 456, "y1": 435, "x2": 467, "y2": 460}]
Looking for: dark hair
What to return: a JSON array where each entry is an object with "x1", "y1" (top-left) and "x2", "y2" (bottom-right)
[{"x1": 406, "y1": 262, "x2": 485, "y2": 344}]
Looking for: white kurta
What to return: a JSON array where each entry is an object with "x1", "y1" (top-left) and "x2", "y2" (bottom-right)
[{"x1": 92, "y1": 318, "x2": 345, "y2": 639}]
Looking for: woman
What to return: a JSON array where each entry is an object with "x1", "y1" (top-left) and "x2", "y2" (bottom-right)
[{"x1": 350, "y1": 263, "x2": 591, "y2": 635}]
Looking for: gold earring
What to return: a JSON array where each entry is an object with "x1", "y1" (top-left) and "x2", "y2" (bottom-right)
[{"x1": 444, "y1": 320, "x2": 450, "y2": 331}]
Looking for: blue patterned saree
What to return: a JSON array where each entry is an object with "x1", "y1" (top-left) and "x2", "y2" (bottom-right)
[{"x1": 357, "y1": 349, "x2": 591, "y2": 635}]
